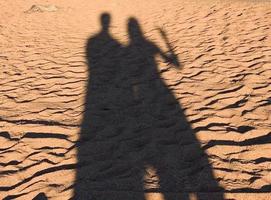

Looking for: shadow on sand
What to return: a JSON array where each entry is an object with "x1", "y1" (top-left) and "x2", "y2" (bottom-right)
[{"x1": 74, "y1": 13, "x2": 224, "y2": 200}]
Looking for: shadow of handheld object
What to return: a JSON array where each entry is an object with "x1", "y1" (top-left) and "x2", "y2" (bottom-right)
[
  {"x1": 33, "y1": 192, "x2": 48, "y2": 200},
  {"x1": 157, "y1": 27, "x2": 181, "y2": 68}
]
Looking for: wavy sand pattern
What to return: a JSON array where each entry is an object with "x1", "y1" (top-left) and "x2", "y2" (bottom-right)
[{"x1": 0, "y1": 0, "x2": 271, "y2": 199}]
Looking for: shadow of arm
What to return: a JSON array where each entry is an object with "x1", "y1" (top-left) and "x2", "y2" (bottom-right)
[{"x1": 157, "y1": 27, "x2": 181, "y2": 68}]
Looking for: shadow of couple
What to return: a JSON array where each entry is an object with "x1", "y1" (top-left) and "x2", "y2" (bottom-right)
[{"x1": 73, "y1": 13, "x2": 224, "y2": 200}]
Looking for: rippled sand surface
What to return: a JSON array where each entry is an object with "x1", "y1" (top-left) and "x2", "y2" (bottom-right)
[{"x1": 0, "y1": 0, "x2": 270, "y2": 199}]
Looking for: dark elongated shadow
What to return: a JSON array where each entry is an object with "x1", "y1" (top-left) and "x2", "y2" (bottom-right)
[{"x1": 74, "y1": 13, "x2": 224, "y2": 200}]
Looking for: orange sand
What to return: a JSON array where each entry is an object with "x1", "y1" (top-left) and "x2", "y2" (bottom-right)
[{"x1": 0, "y1": 0, "x2": 270, "y2": 199}]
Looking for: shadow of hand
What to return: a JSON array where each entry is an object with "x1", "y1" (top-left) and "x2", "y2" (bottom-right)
[{"x1": 168, "y1": 53, "x2": 180, "y2": 68}]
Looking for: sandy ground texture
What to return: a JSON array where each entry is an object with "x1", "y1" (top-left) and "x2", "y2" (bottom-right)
[{"x1": 1, "y1": 0, "x2": 271, "y2": 199}]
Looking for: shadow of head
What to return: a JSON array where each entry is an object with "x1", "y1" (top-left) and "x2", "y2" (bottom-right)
[
  {"x1": 128, "y1": 17, "x2": 143, "y2": 40},
  {"x1": 100, "y1": 12, "x2": 111, "y2": 31}
]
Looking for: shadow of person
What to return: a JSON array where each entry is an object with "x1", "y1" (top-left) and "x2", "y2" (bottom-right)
[
  {"x1": 123, "y1": 17, "x2": 224, "y2": 200},
  {"x1": 74, "y1": 13, "x2": 224, "y2": 200},
  {"x1": 74, "y1": 13, "x2": 146, "y2": 199}
]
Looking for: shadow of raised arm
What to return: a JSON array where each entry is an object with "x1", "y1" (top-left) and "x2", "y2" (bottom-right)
[{"x1": 157, "y1": 27, "x2": 181, "y2": 68}]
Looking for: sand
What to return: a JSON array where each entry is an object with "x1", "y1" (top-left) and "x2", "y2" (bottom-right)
[{"x1": 0, "y1": 0, "x2": 270, "y2": 199}]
